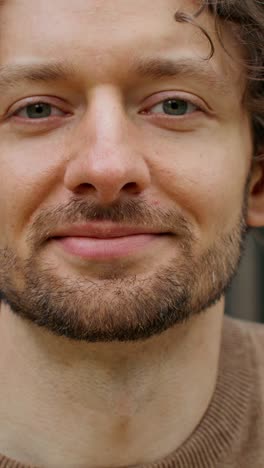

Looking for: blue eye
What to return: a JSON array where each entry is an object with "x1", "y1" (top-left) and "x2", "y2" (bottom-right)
[
  {"x1": 151, "y1": 99, "x2": 198, "y2": 116},
  {"x1": 15, "y1": 102, "x2": 64, "y2": 119}
]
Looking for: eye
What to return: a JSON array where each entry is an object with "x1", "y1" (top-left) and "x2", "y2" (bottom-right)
[
  {"x1": 14, "y1": 102, "x2": 65, "y2": 119},
  {"x1": 149, "y1": 98, "x2": 199, "y2": 116}
]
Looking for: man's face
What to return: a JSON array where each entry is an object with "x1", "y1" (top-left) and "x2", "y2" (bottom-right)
[{"x1": 0, "y1": 0, "x2": 253, "y2": 342}]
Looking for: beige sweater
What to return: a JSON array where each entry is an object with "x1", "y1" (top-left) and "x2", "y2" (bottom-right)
[{"x1": 0, "y1": 315, "x2": 263, "y2": 468}]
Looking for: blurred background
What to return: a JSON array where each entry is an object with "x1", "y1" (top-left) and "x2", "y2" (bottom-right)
[{"x1": 225, "y1": 227, "x2": 264, "y2": 322}]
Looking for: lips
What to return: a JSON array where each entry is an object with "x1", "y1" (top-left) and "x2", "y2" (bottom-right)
[
  {"x1": 49, "y1": 222, "x2": 168, "y2": 259},
  {"x1": 50, "y1": 222, "x2": 167, "y2": 239}
]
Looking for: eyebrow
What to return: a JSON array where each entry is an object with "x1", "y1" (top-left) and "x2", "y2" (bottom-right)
[
  {"x1": 133, "y1": 57, "x2": 231, "y2": 96},
  {"x1": 0, "y1": 57, "x2": 231, "y2": 96},
  {"x1": 0, "y1": 62, "x2": 75, "y2": 92}
]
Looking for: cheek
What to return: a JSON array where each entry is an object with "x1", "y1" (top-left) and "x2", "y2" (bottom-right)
[
  {"x1": 150, "y1": 129, "x2": 251, "y2": 242},
  {"x1": 0, "y1": 135, "x2": 67, "y2": 245}
]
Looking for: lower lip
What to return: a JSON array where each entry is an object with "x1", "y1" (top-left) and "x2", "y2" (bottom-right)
[{"x1": 52, "y1": 234, "x2": 160, "y2": 260}]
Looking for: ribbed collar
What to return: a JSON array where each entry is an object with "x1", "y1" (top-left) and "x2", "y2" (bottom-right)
[
  {"x1": 0, "y1": 316, "x2": 254, "y2": 468},
  {"x1": 137, "y1": 316, "x2": 254, "y2": 468}
]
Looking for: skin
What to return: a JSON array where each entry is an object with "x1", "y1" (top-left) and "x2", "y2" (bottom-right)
[{"x1": 0, "y1": 0, "x2": 263, "y2": 466}]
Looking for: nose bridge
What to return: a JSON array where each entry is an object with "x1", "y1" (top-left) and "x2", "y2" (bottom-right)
[
  {"x1": 67, "y1": 86, "x2": 123, "y2": 155},
  {"x1": 64, "y1": 86, "x2": 150, "y2": 202},
  {"x1": 76, "y1": 86, "x2": 135, "y2": 173},
  {"x1": 88, "y1": 86, "x2": 126, "y2": 150}
]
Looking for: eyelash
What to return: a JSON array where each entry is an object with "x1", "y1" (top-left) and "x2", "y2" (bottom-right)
[
  {"x1": 6, "y1": 95, "x2": 205, "y2": 127},
  {"x1": 11, "y1": 102, "x2": 66, "y2": 120},
  {"x1": 143, "y1": 98, "x2": 201, "y2": 117},
  {"x1": 5, "y1": 97, "x2": 70, "y2": 123}
]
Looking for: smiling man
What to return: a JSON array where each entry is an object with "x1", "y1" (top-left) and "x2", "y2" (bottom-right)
[{"x1": 0, "y1": 0, "x2": 263, "y2": 467}]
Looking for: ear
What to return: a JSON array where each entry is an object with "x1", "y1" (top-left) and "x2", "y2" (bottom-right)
[{"x1": 247, "y1": 150, "x2": 264, "y2": 227}]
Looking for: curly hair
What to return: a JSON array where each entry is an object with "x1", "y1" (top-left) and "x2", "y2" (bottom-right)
[{"x1": 175, "y1": 0, "x2": 264, "y2": 158}]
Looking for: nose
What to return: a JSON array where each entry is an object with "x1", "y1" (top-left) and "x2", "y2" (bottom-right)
[{"x1": 63, "y1": 87, "x2": 151, "y2": 205}]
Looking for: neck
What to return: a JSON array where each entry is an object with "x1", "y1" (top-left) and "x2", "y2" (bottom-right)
[{"x1": 0, "y1": 302, "x2": 224, "y2": 468}]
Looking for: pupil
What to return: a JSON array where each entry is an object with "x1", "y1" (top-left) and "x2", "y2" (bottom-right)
[{"x1": 36, "y1": 105, "x2": 43, "y2": 113}]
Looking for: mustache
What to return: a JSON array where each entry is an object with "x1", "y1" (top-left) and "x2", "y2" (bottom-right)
[{"x1": 27, "y1": 196, "x2": 196, "y2": 247}]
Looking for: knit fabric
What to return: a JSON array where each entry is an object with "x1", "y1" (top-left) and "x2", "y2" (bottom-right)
[{"x1": 0, "y1": 315, "x2": 263, "y2": 468}]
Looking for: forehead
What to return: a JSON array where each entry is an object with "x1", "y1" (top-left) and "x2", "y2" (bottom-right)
[
  {"x1": 0, "y1": 0, "x2": 199, "y2": 52},
  {"x1": 0, "y1": 0, "x2": 242, "y2": 86}
]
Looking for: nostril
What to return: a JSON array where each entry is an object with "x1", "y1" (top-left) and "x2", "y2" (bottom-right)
[
  {"x1": 123, "y1": 182, "x2": 140, "y2": 193},
  {"x1": 75, "y1": 183, "x2": 94, "y2": 194}
]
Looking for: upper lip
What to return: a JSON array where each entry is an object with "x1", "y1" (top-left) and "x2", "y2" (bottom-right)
[{"x1": 51, "y1": 222, "x2": 167, "y2": 239}]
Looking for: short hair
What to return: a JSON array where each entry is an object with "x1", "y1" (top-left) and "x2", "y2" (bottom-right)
[{"x1": 175, "y1": 0, "x2": 264, "y2": 158}]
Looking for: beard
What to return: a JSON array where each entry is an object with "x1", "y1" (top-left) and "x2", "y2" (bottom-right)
[{"x1": 0, "y1": 188, "x2": 249, "y2": 343}]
